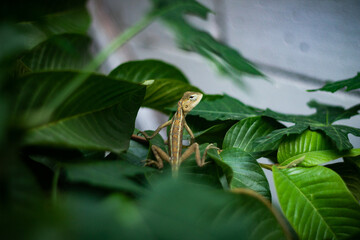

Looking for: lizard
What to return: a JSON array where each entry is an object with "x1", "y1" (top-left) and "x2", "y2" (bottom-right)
[{"x1": 139, "y1": 91, "x2": 218, "y2": 174}]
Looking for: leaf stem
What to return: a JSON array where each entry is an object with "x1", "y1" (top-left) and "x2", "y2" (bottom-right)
[
  {"x1": 131, "y1": 134, "x2": 149, "y2": 144},
  {"x1": 259, "y1": 163, "x2": 275, "y2": 170},
  {"x1": 45, "y1": 13, "x2": 157, "y2": 117},
  {"x1": 52, "y1": 166, "x2": 60, "y2": 203}
]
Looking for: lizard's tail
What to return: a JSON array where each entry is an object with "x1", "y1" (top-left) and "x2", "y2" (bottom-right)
[{"x1": 171, "y1": 164, "x2": 180, "y2": 178}]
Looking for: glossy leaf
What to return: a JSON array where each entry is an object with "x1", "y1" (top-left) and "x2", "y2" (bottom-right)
[
  {"x1": 223, "y1": 116, "x2": 283, "y2": 152},
  {"x1": 188, "y1": 94, "x2": 262, "y2": 121},
  {"x1": 253, "y1": 124, "x2": 309, "y2": 150},
  {"x1": 140, "y1": 177, "x2": 290, "y2": 239},
  {"x1": 328, "y1": 162, "x2": 360, "y2": 201},
  {"x1": 309, "y1": 72, "x2": 360, "y2": 93},
  {"x1": 141, "y1": 78, "x2": 201, "y2": 111},
  {"x1": 109, "y1": 59, "x2": 188, "y2": 83},
  {"x1": 278, "y1": 130, "x2": 360, "y2": 166},
  {"x1": 218, "y1": 148, "x2": 271, "y2": 200},
  {"x1": 14, "y1": 71, "x2": 145, "y2": 153},
  {"x1": 262, "y1": 100, "x2": 360, "y2": 151},
  {"x1": 19, "y1": 34, "x2": 91, "y2": 72},
  {"x1": 150, "y1": 0, "x2": 264, "y2": 86},
  {"x1": 110, "y1": 59, "x2": 200, "y2": 111},
  {"x1": 274, "y1": 166, "x2": 360, "y2": 240}
]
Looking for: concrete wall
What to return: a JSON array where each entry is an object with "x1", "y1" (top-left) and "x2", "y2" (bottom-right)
[
  {"x1": 88, "y1": 0, "x2": 360, "y2": 135},
  {"x1": 88, "y1": 0, "x2": 360, "y2": 205}
]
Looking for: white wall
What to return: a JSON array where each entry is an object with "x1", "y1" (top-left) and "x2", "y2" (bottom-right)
[{"x1": 88, "y1": 0, "x2": 360, "y2": 205}]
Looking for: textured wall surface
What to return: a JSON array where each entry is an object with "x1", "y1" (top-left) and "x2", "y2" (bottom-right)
[{"x1": 89, "y1": 0, "x2": 360, "y2": 142}]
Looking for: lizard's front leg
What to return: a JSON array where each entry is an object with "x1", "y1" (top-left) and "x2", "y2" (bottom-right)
[
  {"x1": 184, "y1": 122, "x2": 195, "y2": 145},
  {"x1": 138, "y1": 120, "x2": 172, "y2": 140},
  {"x1": 180, "y1": 143, "x2": 219, "y2": 167},
  {"x1": 144, "y1": 145, "x2": 171, "y2": 169}
]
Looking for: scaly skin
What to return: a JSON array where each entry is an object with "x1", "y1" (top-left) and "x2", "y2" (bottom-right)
[{"x1": 139, "y1": 91, "x2": 218, "y2": 175}]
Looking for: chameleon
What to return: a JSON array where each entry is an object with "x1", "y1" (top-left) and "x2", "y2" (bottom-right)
[{"x1": 139, "y1": 91, "x2": 218, "y2": 174}]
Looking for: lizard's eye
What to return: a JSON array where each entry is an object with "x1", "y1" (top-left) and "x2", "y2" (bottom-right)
[{"x1": 189, "y1": 95, "x2": 196, "y2": 101}]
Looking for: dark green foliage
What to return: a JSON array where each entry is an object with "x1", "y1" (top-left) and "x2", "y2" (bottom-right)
[
  {"x1": 309, "y1": 72, "x2": 360, "y2": 93},
  {"x1": 2, "y1": 0, "x2": 360, "y2": 240}
]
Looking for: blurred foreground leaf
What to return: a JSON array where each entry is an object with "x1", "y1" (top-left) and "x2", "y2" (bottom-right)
[
  {"x1": 13, "y1": 71, "x2": 145, "y2": 153},
  {"x1": 19, "y1": 34, "x2": 91, "y2": 73},
  {"x1": 139, "y1": 178, "x2": 291, "y2": 239},
  {"x1": 63, "y1": 161, "x2": 153, "y2": 194}
]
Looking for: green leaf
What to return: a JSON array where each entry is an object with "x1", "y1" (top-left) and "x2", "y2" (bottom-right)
[
  {"x1": 141, "y1": 78, "x2": 201, "y2": 111},
  {"x1": 63, "y1": 161, "x2": 152, "y2": 194},
  {"x1": 18, "y1": 6, "x2": 91, "y2": 49},
  {"x1": 189, "y1": 94, "x2": 262, "y2": 121},
  {"x1": 218, "y1": 148, "x2": 271, "y2": 200},
  {"x1": 150, "y1": 0, "x2": 264, "y2": 85},
  {"x1": 109, "y1": 59, "x2": 200, "y2": 111},
  {"x1": 178, "y1": 144, "x2": 223, "y2": 188},
  {"x1": 138, "y1": 130, "x2": 222, "y2": 188},
  {"x1": 109, "y1": 59, "x2": 188, "y2": 83},
  {"x1": 278, "y1": 130, "x2": 360, "y2": 166},
  {"x1": 118, "y1": 139, "x2": 150, "y2": 166},
  {"x1": 309, "y1": 72, "x2": 360, "y2": 93},
  {"x1": 14, "y1": 71, "x2": 145, "y2": 153},
  {"x1": 262, "y1": 100, "x2": 360, "y2": 151},
  {"x1": 211, "y1": 117, "x2": 285, "y2": 199},
  {"x1": 151, "y1": 0, "x2": 211, "y2": 21},
  {"x1": 223, "y1": 116, "x2": 283, "y2": 152},
  {"x1": 310, "y1": 124, "x2": 360, "y2": 151},
  {"x1": 328, "y1": 161, "x2": 360, "y2": 201},
  {"x1": 274, "y1": 166, "x2": 360, "y2": 240},
  {"x1": 140, "y1": 177, "x2": 291, "y2": 239},
  {"x1": 30, "y1": 35, "x2": 90, "y2": 71},
  {"x1": 253, "y1": 124, "x2": 309, "y2": 150},
  {"x1": 19, "y1": 34, "x2": 91, "y2": 73},
  {"x1": 185, "y1": 115, "x2": 235, "y2": 147},
  {"x1": 144, "y1": 141, "x2": 223, "y2": 189},
  {"x1": 346, "y1": 155, "x2": 360, "y2": 169},
  {"x1": 32, "y1": 7, "x2": 90, "y2": 36}
]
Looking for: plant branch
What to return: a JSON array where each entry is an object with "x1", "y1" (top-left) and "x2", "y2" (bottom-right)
[
  {"x1": 131, "y1": 134, "x2": 149, "y2": 144},
  {"x1": 259, "y1": 163, "x2": 276, "y2": 171},
  {"x1": 52, "y1": 166, "x2": 60, "y2": 203}
]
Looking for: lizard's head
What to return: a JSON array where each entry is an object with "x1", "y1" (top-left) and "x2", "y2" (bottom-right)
[{"x1": 180, "y1": 91, "x2": 203, "y2": 114}]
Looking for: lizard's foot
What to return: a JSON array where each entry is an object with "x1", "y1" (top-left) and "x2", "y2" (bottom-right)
[
  {"x1": 198, "y1": 161, "x2": 211, "y2": 167},
  {"x1": 205, "y1": 143, "x2": 220, "y2": 151},
  {"x1": 142, "y1": 159, "x2": 163, "y2": 169},
  {"x1": 199, "y1": 144, "x2": 221, "y2": 167},
  {"x1": 137, "y1": 131, "x2": 147, "y2": 137}
]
